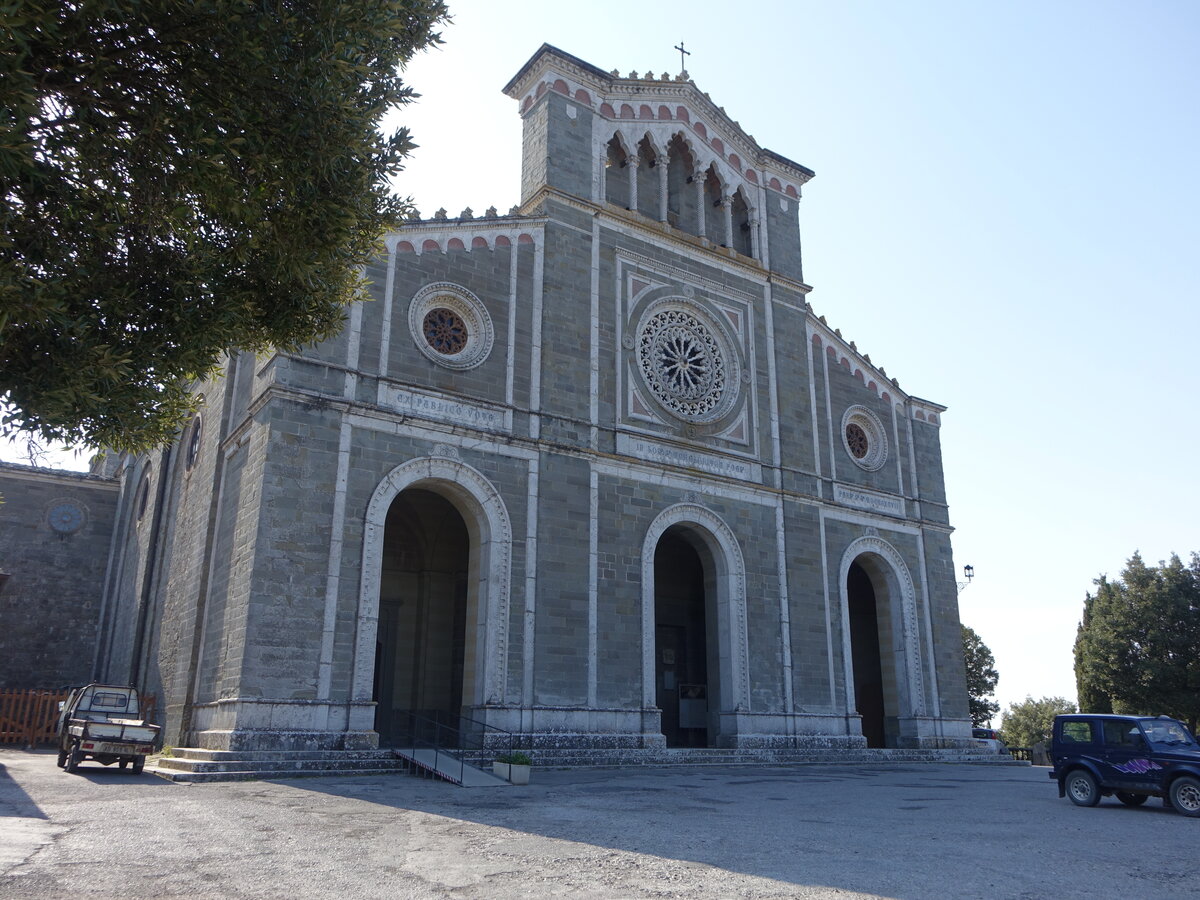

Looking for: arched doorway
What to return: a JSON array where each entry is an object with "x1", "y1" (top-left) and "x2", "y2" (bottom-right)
[
  {"x1": 653, "y1": 526, "x2": 719, "y2": 748},
  {"x1": 373, "y1": 488, "x2": 471, "y2": 745},
  {"x1": 847, "y1": 560, "x2": 891, "y2": 747}
]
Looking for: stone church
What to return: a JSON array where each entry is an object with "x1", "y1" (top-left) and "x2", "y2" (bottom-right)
[{"x1": 0, "y1": 45, "x2": 972, "y2": 758}]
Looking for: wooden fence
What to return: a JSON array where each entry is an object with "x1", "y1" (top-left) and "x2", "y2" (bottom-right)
[{"x1": 0, "y1": 689, "x2": 158, "y2": 748}]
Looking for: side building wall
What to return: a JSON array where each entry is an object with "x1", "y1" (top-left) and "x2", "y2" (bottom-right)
[{"x1": 0, "y1": 464, "x2": 119, "y2": 689}]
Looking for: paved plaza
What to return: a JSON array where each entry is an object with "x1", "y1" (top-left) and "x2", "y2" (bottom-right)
[{"x1": 2, "y1": 750, "x2": 1197, "y2": 899}]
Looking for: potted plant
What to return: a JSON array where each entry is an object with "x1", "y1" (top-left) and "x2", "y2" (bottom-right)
[{"x1": 493, "y1": 750, "x2": 532, "y2": 785}]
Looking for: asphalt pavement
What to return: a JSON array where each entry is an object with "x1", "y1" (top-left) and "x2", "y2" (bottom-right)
[{"x1": 1, "y1": 749, "x2": 1197, "y2": 899}]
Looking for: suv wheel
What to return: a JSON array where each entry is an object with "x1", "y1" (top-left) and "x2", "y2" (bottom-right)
[
  {"x1": 1066, "y1": 770, "x2": 1100, "y2": 807},
  {"x1": 1169, "y1": 776, "x2": 1200, "y2": 817}
]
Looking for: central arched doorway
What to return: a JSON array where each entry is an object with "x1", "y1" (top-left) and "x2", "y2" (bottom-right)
[
  {"x1": 653, "y1": 526, "x2": 718, "y2": 748},
  {"x1": 373, "y1": 488, "x2": 471, "y2": 745},
  {"x1": 847, "y1": 557, "x2": 909, "y2": 749}
]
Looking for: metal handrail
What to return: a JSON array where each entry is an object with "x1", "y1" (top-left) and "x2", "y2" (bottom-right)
[{"x1": 390, "y1": 710, "x2": 517, "y2": 783}]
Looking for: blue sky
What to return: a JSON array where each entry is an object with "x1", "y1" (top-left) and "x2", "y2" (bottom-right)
[{"x1": 7, "y1": 0, "x2": 1198, "y2": 722}]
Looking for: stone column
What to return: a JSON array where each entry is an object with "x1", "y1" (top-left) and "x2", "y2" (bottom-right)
[
  {"x1": 720, "y1": 197, "x2": 733, "y2": 248},
  {"x1": 627, "y1": 156, "x2": 639, "y2": 212},
  {"x1": 694, "y1": 170, "x2": 707, "y2": 238},
  {"x1": 658, "y1": 160, "x2": 669, "y2": 222},
  {"x1": 749, "y1": 216, "x2": 760, "y2": 259}
]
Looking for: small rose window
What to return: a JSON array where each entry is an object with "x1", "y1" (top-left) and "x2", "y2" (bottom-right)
[
  {"x1": 845, "y1": 422, "x2": 869, "y2": 459},
  {"x1": 841, "y1": 406, "x2": 888, "y2": 471},
  {"x1": 423, "y1": 308, "x2": 468, "y2": 355},
  {"x1": 408, "y1": 283, "x2": 494, "y2": 370}
]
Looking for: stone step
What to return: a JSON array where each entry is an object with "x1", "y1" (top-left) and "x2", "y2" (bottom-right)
[
  {"x1": 524, "y1": 748, "x2": 1027, "y2": 769},
  {"x1": 154, "y1": 755, "x2": 411, "y2": 775},
  {"x1": 147, "y1": 745, "x2": 1026, "y2": 783},
  {"x1": 147, "y1": 765, "x2": 413, "y2": 784},
  {"x1": 166, "y1": 748, "x2": 399, "y2": 763}
]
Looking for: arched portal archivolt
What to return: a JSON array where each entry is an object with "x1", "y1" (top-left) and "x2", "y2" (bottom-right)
[
  {"x1": 641, "y1": 503, "x2": 750, "y2": 712},
  {"x1": 837, "y1": 535, "x2": 925, "y2": 718},
  {"x1": 353, "y1": 456, "x2": 512, "y2": 708}
]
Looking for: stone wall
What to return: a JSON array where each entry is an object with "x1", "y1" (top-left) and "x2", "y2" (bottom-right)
[{"x1": 0, "y1": 463, "x2": 119, "y2": 688}]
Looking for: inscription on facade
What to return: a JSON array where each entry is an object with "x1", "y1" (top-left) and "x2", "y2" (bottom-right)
[
  {"x1": 617, "y1": 435, "x2": 761, "y2": 481},
  {"x1": 832, "y1": 483, "x2": 905, "y2": 517},
  {"x1": 379, "y1": 384, "x2": 510, "y2": 431}
]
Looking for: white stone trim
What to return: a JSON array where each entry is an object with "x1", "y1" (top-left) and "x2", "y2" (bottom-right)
[
  {"x1": 588, "y1": 467, "x2": 599, "y2": 708},
  {"x1": 317, "y1": 417, "x2": 353, "y2": 699},
  {"x1": 522, "y1": 456, "x2": 539, "y2": 711},
  {"x1": 774, "y1": 498, "x2": 794, "y2": 711},
  {"x1": 915, "y1": 529, "x2": 941, "y2": 718},
  {"x1": 530, "y1": 239, "x2": 544, "y2": 439},
  {"x1": 378, "y1": 235, "x2": 399, "y2": 378},
  {"x1": 640, "y1": 504, "x2": 751, "y2": 717},
  {"x1": 589, "y1": 215, "x2": 601, "y2": 448},
  {"x1": 353, "y1": 457, "x2": 513, "y2": 709},
  {"x1": 505, "y1": 243, "x2": 519, "y2": 412}
]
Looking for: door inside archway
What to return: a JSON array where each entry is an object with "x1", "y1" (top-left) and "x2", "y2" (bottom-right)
[
  {"x1": 374, "y1": 488, "x2": 470, "y2": 746},
  {"x1": 654, "y1": 529, "x2": 714, "y2": 748},
  {"x1": 848, "y1": 560, "x2": 887, "y2": 748}
]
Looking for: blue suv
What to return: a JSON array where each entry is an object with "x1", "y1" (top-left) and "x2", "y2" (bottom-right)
[{"x1": 1049, "y1": 714, "x2": 1200, "y2": 817}]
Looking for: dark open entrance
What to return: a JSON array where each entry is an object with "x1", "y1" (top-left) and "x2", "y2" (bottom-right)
[
  {"x1": 654, "y1": 528, "x2": 714, "y2": 748},
  {"x1": 848, "y1": 560, "x2": 887, "y2": 748},
  {"x1": 373, "y1": 488, "x2": 469, "y2": 746}
]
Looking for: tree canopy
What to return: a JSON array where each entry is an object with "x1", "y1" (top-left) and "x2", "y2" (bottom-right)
[
  {"x1": 999, "y1": 695, "x2": 1076, "y2": 748},
  {"x1": 961, "y1": 624, "x2": 999, "y2": 726},
  {"x1": 1, "y1": 0, "x2": 447, "y2": 451},
  {"x1": 1074, "y1": 552, "x2": 1200, "y2": 732}
]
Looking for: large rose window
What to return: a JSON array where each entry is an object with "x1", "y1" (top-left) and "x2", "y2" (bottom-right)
[{"x1": 636, "y1": 305, "x2": 737, "y2": 422}]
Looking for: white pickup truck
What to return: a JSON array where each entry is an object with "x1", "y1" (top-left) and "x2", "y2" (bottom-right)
[{"x1": 56, "y1": 684, "x2": 161, "y2": 775}]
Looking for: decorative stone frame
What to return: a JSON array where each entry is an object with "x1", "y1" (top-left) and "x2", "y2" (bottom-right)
[
  {"x1": 837, "y1": 535, "x2": 927, "y2": 728},
  {"x1": 46, "y1": 499, "x2": 87, "y2": 534},
  {"x1": 641, "y1": 504, "x2": 751, "y2": 740},
  {"x1": 353, "y1": 456, "x2": 512, "y2": 721},
  {"x1": 633, "y1": 299, "x2": 741, "y2": 424},
  {"x1": 841, "y1": 405, "x2": 888, "y2": 472},
  {"x1": 408, "y1": 282, "x2": 495, "y2": 370}
]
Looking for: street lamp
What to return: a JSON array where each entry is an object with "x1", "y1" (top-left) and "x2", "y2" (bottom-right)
[{"x1": 957, "y1": 564, "x2": 974, "y2": 593}]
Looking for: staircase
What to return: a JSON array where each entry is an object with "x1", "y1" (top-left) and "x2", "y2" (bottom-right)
[
  {"x1": 147, "y1": 748, "x2": 412, "y2": 783},
  {"x1": 149, "y1": 744, "x2": 1023, "y2": 783},
  {"x1": 522, "y1": 746, "x2": 1027, "y2": 769}
]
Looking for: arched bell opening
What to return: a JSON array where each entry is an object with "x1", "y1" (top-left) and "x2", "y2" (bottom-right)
[
  {"x1": 636, "y1": 135, "x2": 659, "y2": 219},
  {"x1": 667, "y1": 134, "x2": 698, "y2": 233},
  {"x1": 703, "y1": 167, "x2": 726, "y2": 246},
  {"x1": 731, "y1": 188, "x2": 753, "y2": 258},
  {"x1": 605, "y1": 135, "x2": 631, "y2": 207}
]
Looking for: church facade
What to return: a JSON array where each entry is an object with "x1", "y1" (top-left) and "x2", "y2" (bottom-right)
[{"x1": 4, "y1": 45, "x2": 973, "y2": 755}]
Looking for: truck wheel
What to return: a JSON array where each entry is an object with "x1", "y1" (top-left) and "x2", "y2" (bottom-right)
[
  {"x1": 1116, "y1": 792, "x2": 1147, "y2": 807},
  {"x1": 132, "y1": 756, "x2": 145, "y2": 775},
  {"x1": 57, "y1": 747, "x2": 68, "y2": 768},
  {"x1": 118, "y1": 759, "x2": 129, "y2": 770},
  {"x1": 1066, "y1": 770, "x2": 1100, "y2": 807},
  {"x1": 1169, "y1": 776, "x2": 1200, "y2": 817},
  {"x1": 66, "y1": 743, "x2": 82, "y2": 774}
]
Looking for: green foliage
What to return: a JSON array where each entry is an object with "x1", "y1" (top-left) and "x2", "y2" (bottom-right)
[
  {"x1": 1, "y1": 0, "x2": 447, "y2": 451},
  {"x1": 1073, "y1": 552, "x2": 1200, "y2": 732},
  {"x1": 1000, "y1": 695, "x2": 1076, "y2": 748},
  {"x1": 962, "y1": 624, "x2": 1000, "y2": 726},
  {"x1": 496, "y1": 751, "x2": 532, "y2": 766}
]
